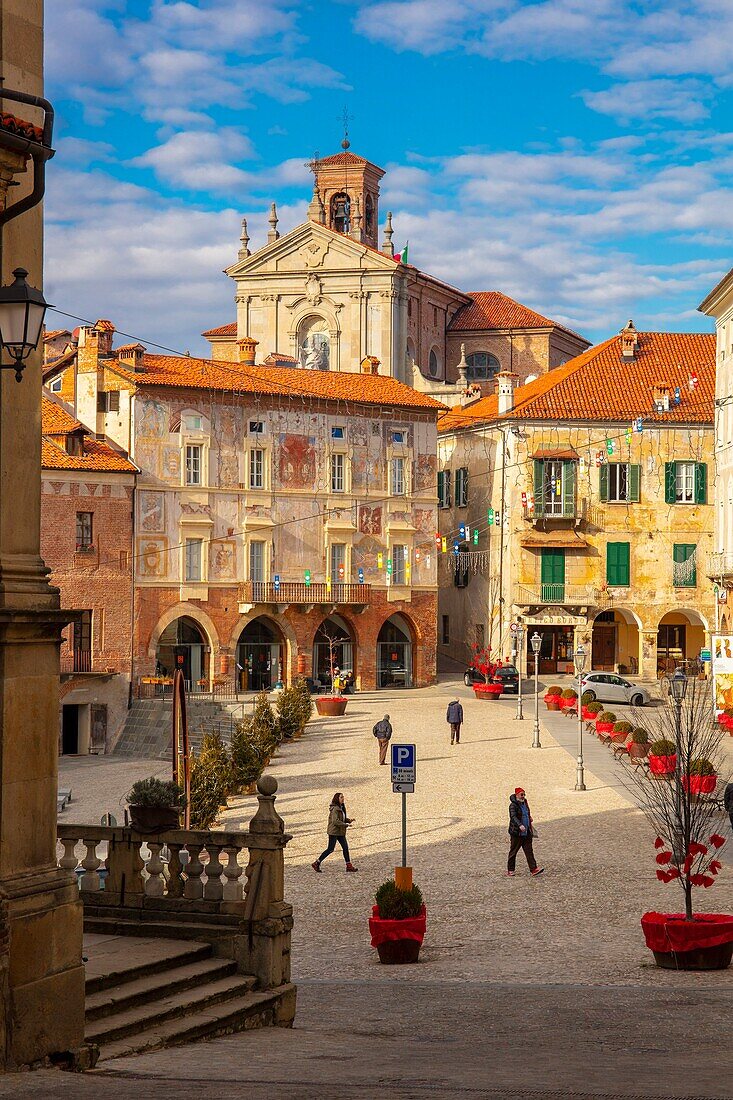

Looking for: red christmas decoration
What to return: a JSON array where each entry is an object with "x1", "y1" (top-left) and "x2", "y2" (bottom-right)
[
  {"x1": 655, "y1": 851, "x2": 672, "y2": 865},
  {"x1": 709, "y1": 834, "x2": 726, "y2": 849}
]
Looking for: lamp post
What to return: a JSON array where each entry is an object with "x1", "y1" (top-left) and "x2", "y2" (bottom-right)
[
  {"x1": 531, "y1": 631, "x2": 542, "y2": 748},
  {"x1": 514, "y1": 624, "x2": 525, "y2": 720},
  {"x1": 0, "y1": 268, "x2": 50, "y2": 381},
  {"x1": 574, "y1": 643, "x2": 587, "y2": 791},
  {"x1": 669, "y1": 668, "x2": 688, "y2": 859}
]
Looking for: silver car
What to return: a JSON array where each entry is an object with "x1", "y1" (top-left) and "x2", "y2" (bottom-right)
[{"x1": 571, "y1": 671, "x2": 651, "y2": 708}]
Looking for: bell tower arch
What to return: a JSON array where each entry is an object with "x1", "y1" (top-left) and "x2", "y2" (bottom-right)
[{"x1": 310, "y1": 146, "x2": 385, "y2": 250}]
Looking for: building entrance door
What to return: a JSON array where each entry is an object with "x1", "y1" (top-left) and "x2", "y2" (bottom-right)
[
  {"x1": 62, "y1": 705, "x2": 79, "y2": 754},
  {"x1": 592, "y1": 624, "x2": 616, "y2": 670}
]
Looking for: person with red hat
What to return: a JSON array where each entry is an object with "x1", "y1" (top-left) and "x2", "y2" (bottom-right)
[{"x1": 507, "y1": 787, "x2": 544, "y2": 877}]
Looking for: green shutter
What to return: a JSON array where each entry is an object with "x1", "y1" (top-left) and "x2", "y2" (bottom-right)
[
  {"x1": 533, "y1": 459, "x2": 545, "y2": 517},
  {"x1": 454, "y1": 469, "x2": 460, "y2": 505},
  {"x1": 695, "y1": 462, "x2": 707, "y2": 505},
  {"x1": 673, "y1": 543, "x2": 697, "y2": 587},
  {"x1": 541, "y1": 548, "x2": 565, "y2": 601},
  {"x1": 599, "y1": 464, "x2": 609, "y2": 502},
  {"x1": 607, "y1": 541, "x2": 630, "y2": 586},
  {"x1": 437, "y1": 470, "x2": 444, "y2": 506},
  {"x1": 562, "y1": 461, "x2": 576, "y2": 517},
  {"x1": 665, "y1": 462, "x2": 676, "y2": 504},
  {"x1": 628, "y1": 463, "x2": 640, "y2": 503},
  {"x1": 462, "y1": 468, "x2": 468, "y2": 506}
]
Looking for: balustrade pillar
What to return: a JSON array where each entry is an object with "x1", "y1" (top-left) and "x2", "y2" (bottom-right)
[
  {"x1": 80, "y1": 839, "x2": 103, "y2": 893},
  {"x1": 184, "y1": 844, "x2": 204, "y2": 900},
  {"x1": 203, "y1": 845, "x2": 224, "y2": 901}
]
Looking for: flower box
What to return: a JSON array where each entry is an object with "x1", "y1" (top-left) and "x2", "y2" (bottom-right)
[
  {"x1": 474, "y1": 682, "x2": 502, "y2": 700},
  {"x1": 369, "y1": 904, "x2": 426, "y2": 965},
  {"x1": 315, "y1": 696, "x2": 348, "y2": 717},
  {"x1": 682, "y1": 773, "x2": 718, "y2": 796},
  {"x1": 648, "y1": 752, "x2": 676, "y2": 777}
]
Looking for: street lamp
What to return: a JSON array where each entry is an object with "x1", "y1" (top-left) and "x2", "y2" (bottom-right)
[
  {"x1": 668, "y1": 668, "x2": 687, "y2": 856},
  {"x1": 574, "y1": 643, "x2": 587, "y2": 791},
  {"x1": 531, "y1": 631, "x2": 542, "y2": 748},
  {"x1": 0, "y1": 268, "x2": 50, "y2": 382},
  {"x1": 514, "y1": 624, "x2": 525, "y2": 721}
]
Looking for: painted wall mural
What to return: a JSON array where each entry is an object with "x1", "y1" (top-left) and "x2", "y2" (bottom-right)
[
  {"x1": 278, "y1": 433, "x2": 317, "y2": 489},
  {"x1": 139, "y1": 491, "x2": 164, "y2": 533},
  {"x1": 359, "y1": 505, "x2": 383, "y2": 536}
]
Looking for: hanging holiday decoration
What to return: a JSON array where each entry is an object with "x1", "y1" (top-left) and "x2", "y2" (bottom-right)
[
  {"x1": 595, "y1": 450, "x2": 605, "y2": 466},
  {"x1": 304, "y1": 569, "x2": 311, "y2": 587},
  {"x1": 459, "y1": 523, "x2": 466, "y2": 540},
  {"x1": 487, "y1": 507, "x2": 494, "y2": 525},
  {"x1": 415, "y1": 548, "x2": 421, "y2": 562},
  {"x1": 338, "y1": 563, "x2": 345, "y2": 580},
  {"x1": 441, "y1": 537, "x2": 447, "y2": 553},
  {"x1": 606, "y1": 439, "x2": 614, "y2": 455},
  {"x1": 453, "y1": 540, "x2": 459, "y2": 555},
  {"x1": 674, "y1": 386, "x2": 681, "y2": 405},
  {"x1": 473, "y1": 529, "x2": 479, "y2": 545},
  {"x1": 579, "y1": 457, "x2": 586, "y2": 472},
  {"x1": 435, "y1": 533, "x2": 441, "y2": 550},
  {"x1": 689, "y1": 372, "x2": 698, "y2": 390},
  {"x1": 406, "y1": 563, "x2": 411, "y2": 580},
  {"x1": 386, "y1": 557, "x2": 392, "y2": 574},
  {"x1": 633, "y1": 417, "x2": 644, "y2": 433},
  {"x1": 403, "y1": 546, "x2": 409, "y2": 559},
  {"x1": 521, "y1": 491, "x2": 527, "y2": 507},
  {"x1": 625, "y1": 427, "x2": 632, "y2": 445},
  {"x1": 426, "y1": 554, "x2": 431, "y2": 567},
  {"x1": 326, "y1": 575, "x2": 332, "y2": 593},
  {"x1": 450, "y1": 548, "x2": 492, "y2": 574},
  {"x1": 358, "y1": 567, "x2": 364, "y2": 583},
  {"x1": 495, "y1": 509, "x2": 501, "y2": 525},
  {"x1": 377, "y1": 552, "x2": 383, "y2": 569}
]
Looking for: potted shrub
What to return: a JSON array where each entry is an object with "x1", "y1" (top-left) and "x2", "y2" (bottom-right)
[
  {"x1": 468, "y1": 645, "x2": 501, "y2": 698},
  {"x1": 595, "y1": 710, "x2": 617, "y2": 736},
  {"x1": 718, "y1": 707, "x2": 733, "y2": 733},
  {"x1": 126, "y1": 777, "x2": 185, "y2": 833},
  {"x1": 543, "y1": 685, "x2": 563, "y2": 711},
  {"x1": 622, "y1": 679, "x2": 733, "y2": 970},
  {"x1": 683, "y1": 758, "x2": 718, "y2": 797},
  {"x1": 315, "y1": 626, "x2": 349, "y2": 716},
  {"x1": 369, "y1": 878, "x2": 426, "y2": 965},
  {"x1": 584, "y1": 700, "x2": 603, "y2": 724},
  {"x1": 188, "y1": 731, "x2": 234, "y2": 829},
  {"x1": 627, "y1": 727, "x2": 650, "y2": 760},
  {"x1": 560, "y1": 688, "x2": 578, "y2": 711},
  {"x1": 648, "y1": 738, "x2": 677, "y2": 778},
  {"x1": 611, "y1": 719, "x2": 633, "y2": 744}
]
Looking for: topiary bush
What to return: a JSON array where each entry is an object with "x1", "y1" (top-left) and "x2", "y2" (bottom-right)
[
  {"x1": 586, "y1": 701, "x2": 603, "y2": 715},
  {"x1": 375, "y1": 879, "x2": 424, "y2": 920},
  {"x1": 613, "y1": 720, "x2": 633, "y2": 734},
  {"x1": 189, "y1": 732, "x2": 233, "y2": 830},
  {"x1": 650, "y1": 738, "x2": 676, "y2": 756},
  {"x1": 581, "y1": 691, "x2": 595, "y2": 705},
  {"x1": 561, "y1": 688, "x2": 578, "y2": 699},
  {"x1": 293, "y1": 677, "x2": 314, "y2": 730},
  {"x1": 631, "y1": 727, "x2": 649, "y2": 744},
  {"x1": 688, "y1": 757, "x2": 716, "y2": 776},
  {"x1": 230, "y1": 720, "x2": 264, "y2": 793},
  {"x1": 598, "y1": 711, "x2": 617, "y2": 723},
  {"x1": 547, "y1": 686, "x2": 562, "y2": 696},
  {"x1": 276, "y1": 684, "x2": 302, "y2": 740},
  {"x1": 127, "y1": 777, "x2": 185, "y2": 809}
]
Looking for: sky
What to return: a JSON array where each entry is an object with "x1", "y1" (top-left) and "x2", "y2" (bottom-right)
[{"x1": 44, "y1": 0, "x2": 733, "y2": 356}]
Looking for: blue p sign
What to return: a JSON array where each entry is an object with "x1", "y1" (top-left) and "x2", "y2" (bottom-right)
[{"x1": 391, "y1": 742, "x2": 416, "y2": 783}]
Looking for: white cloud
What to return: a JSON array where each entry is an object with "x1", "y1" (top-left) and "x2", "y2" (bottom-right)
[
  {"x1": 582, "y1": 79, "x2": 713, "y2": 123},
  {"x1": 130, "y1": 129, "x2": 257, "y2": 192}
]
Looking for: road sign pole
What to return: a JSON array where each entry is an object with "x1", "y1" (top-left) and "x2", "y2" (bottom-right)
[{"x1": 402, "y1": 791, "x2": 407, "y2": 868}]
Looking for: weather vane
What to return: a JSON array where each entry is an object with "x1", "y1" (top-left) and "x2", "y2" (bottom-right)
[{"x1": 340, "y1": 106, "x2": 352, "y2": 150}]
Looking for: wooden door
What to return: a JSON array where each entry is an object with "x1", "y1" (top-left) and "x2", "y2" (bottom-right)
[{"x1": 592, "y1": 624, "x2": 615, "y2": 670}]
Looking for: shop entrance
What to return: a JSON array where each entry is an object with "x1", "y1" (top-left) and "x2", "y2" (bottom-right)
[
  {"x1": 156, "y1": 616, "x2": 208, "y2": 689},
  {"x1": 62, "y1": 705, "x2": 80, "y2": 755},
  {"x1": 377, "y1": 615, "x2": 413, "y2": 689},
  {"x1": 529, "y1": 626, "x2": 575, "y2": 676},
  {"x1": 313, "y1": 616, "x2": 354, "y2": 689},
  {"x1": 237, "y1": 618, "x2": 284, "y2": 692}
]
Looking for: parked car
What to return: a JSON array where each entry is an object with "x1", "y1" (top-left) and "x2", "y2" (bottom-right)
[
  {"x1": 464, "y1": 664, "x2": 520, "y2": 693},
  {"x1": 571, "y1": 671, "x2": 651, "y2": 707}
]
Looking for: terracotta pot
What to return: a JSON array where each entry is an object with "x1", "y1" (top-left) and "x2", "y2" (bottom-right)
[
  {"x1": 376, "y1": 939, "x2": 421, "y2": 965},
  {"x1": 682, "y1": 773, "x2": 718, "y2": 795},
  {"x1": 473, "y1": 684, "x2": 502, "y2": 700},
  {"x1": 652, "y1": 942, "x2": 733, "y2": 970},
  {"x1": 596, "y1": 721, "x2": 614, "y2": 734},
  {"x1": 648, "y1": 753, "x2": 676, "y2": 777},
  {"x1": 627, "y1": 741, "x2": 649, "y2": 759},
  {"x1": 296, "y1": 653, "x2": 307, "y2": 676},
  {"x1": 560, "y1": 697, "x2": 577, "y2": 709},
  {"x1": 316, "y1": 696, "x2": 348, "y2": 716},
  {"x1": 129, "y1": 805, "x2": 180, "y2": 834},
  {"x1": 544, "y1": 695, "x2": 561, "y2": 710}
]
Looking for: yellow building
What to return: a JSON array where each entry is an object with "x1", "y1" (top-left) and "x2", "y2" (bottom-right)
[{"x1": 438, "y1": 323, "x2": 715, "y2": 681}]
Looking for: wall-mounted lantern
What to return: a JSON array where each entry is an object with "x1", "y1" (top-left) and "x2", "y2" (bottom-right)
[{"x1": 0, "y1": 268, "x2": 50, "y2": 381}]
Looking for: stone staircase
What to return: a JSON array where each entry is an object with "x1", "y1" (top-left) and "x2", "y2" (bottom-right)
[
  {"x1": 113, "y1": 698, "x2": 247, "y2": 759},
  {"x1": 85, "y1": 935, "x2": 293, "y2": 1061}
]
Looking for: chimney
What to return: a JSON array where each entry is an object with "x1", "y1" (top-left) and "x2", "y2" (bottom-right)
[
  {"x1": 238, "y1": 337, "x2": 258, "y2": 367},
  {"x1": 361, "y1": 355, "x2": 380, "y2": 375},
  {"x1": 652, "y1": 382, "x2": 670, "y2": 413},
  {"x1": 496, "y1": 371, "x2": 517, "y2": 415},
  {"x1": 117, "y1": 342, "x2": 146, "y2": 371},
  {"x1": 620, "y1": 319, "x2": 639, "y2": 360}
]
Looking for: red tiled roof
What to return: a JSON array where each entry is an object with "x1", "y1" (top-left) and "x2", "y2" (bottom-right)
[
  {"x1": 0, "y1": 112, "x2": 44, "y2": 143},
  {"x1": 439, "y1": 331, "x2": 714, "y2": 431},
  {"x1": 94, "y1": 319, "x2": 115, "y2": 332},
  {"x1": 109, "y1": 353, "x2": 446, "y2": 412},
  {"x1": 448, "y1": 291, "x2": 587, "y2": 342},
  {"x1": 201, "y1": 322, "x2": 236, "y2": 338},
  {"x1": 317, "y1": 151, "x2": 381, "y2": 170},
  {"x1": 41, "y1": 396, "x2": 137, "y2": 473},
  {"x1": 44, "y1": 329, "x2": 70, "y2": 342}
]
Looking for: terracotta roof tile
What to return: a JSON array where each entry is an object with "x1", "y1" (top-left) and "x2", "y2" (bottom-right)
[
  {"x1": 41, "y1": 396, "x2": 83, "y2": 434},
  {"x1": 439, "y1": 331, "x2": 714, "y2": 431},
  {"x1": 0, "y1": 112, "x2": 44, "y2": 143},
  {"x1": 110, "y1": 353, "x2": 445, "y2": 412},
  {"x1": 317, "y1": 151, "x2": 380, "y2": 170},
  {"x1": 43, "y1": 329, "x2": 70, "y2": 342},
  {"x1": 41, "y1": 396, "x2": 137, "y2": 473},
  {"x1": 448, "y1": 291, "x2": 588, "y2": 342},
  {"x1": 201, "y1": 322, "x2": 237, "y2": 338}
]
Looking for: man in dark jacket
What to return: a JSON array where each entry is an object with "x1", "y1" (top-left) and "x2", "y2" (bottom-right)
[
  {"x1": 446, "y1": 699, "x2": 464, "y2": 745},
  {"x1": 373, "y1": 714, "x2": 393, "y2": 765},
  {"x1": 507, "y1": 788, "x2": 544, "y2": 877}
]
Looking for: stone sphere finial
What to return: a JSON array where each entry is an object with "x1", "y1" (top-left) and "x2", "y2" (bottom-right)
[{"x1": 258, "y1": 775, "x2": 278, "y2": 796}]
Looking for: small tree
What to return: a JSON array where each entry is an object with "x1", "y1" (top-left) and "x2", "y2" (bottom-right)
[
  {"x1": 469, "y1": 643, "x2": 496, "y2": 685},
  {"x1": 230, "y1": 720, "x2": 264, "y2": 792},
  {"x1": 621, "y1": 679, "x2": 728, "y2": 921},
  {"x1": 293, "y1": 676, "x2": 313, "y2": 730},
  {"x1": 276, "y1": 684, "x2": 302, "y2": 740},
  {"x1": 319, "y1": 624, "x2": 343, "y2": 694},
  {"x1": 251, "y1": 690, "x2": 281, "y2": 759},
  {"x1": 189, "y1": 732, "x2": 233, "y2": 829}
]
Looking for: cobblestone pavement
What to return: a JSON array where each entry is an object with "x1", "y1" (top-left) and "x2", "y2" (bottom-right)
[{"x1": 33, "y1": 676, "x2": 733, "y2": 1099}]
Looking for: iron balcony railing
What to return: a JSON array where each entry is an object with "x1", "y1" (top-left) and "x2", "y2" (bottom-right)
[
  {"x1": 237, "y1": 581, "x2": 372, "y2": 606},
  {"x1": 60, "y1": 650, "x2": 92, "y2": 674},
  {"x1": 707, "y1": 551, "x2": 733, "y2": 579},
  {"x1": 516, "y1": 584, "x2": 599, "y2": 607}
]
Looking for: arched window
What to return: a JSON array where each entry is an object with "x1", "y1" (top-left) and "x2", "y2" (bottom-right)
[
  {"x1": 429, "y1": 348, "x2": 439, "y2": 378},
  {"x1": 330, "y1": 192, "x2": 350, "y2": 234},
  {"x1": 466, "y1": 352, "x2": 500, "y2": 381},
  {"x1": 298, "y1": 315, "x2": 330, "y2": 371}
]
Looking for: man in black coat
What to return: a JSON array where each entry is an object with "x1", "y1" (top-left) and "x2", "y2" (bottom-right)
[
  {"x1": 507, "y1": 788, "x2": 544, "y2": 877},
  {"x1": 373, "y1": 714, "x2": 393, "y2": 765},
  {"x1": 446, "y1": 699, "x2": 464, "y2": 745}
]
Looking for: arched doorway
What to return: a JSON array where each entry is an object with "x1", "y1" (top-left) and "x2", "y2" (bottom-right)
[
  {"x1": 592, "y1": 608, "x2": 641, "y2": 674},
  {"x1": 313, "y1": 616, "x2": 354, "y2": 688},
  {"x1": 236, "y1": 617, "x2": 284, "y2": 692},
  {"x1": 657, "y1": 609, "x2": 708, "y2": 676},
  {"x1": 377, "y1": 614, "x2": 413, "y2": 689},
  {"x1": 156, "y1": 616, "x2": 208, "y2": 688}
]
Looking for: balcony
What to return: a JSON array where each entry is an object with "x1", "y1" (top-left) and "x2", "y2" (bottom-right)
[
  {"x1": 515, "y1": 583, "x2": 602, "y2": 608},
  {"x1": 522, "y1": 498, "x2": 604, "y2": 528},
  {"x1": 237, "y1": 581, "x2": 372, "y2": 608},
  {"x1": 60, "y1": 652, "x2": 117, "y2": 677},
  {"x1": 707, "y1": 552, "x2": 733, "y2": 582}
]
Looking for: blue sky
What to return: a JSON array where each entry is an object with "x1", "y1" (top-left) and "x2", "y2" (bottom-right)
[{"x1": 44, "y1": 1, "x2": 733, "y2": 356}]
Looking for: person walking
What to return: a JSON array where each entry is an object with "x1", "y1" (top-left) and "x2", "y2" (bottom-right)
[
  {"x1": 507, "y1": 787, "x2": 544, "y2": 877},
  {"x1": 373, "y1": 713, "x2": 393, "y2": 765},
  {"x1": 312, "y1": 793, "x2": 358, "y2": 872},
  {"x1": 725, "y1": 781, "x2": 733, "y2": 834},
  {"x1": 446, "y1": 698, "x2": 464, "y2": 745}
]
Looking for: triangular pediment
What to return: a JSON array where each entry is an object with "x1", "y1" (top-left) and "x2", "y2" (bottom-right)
[{"x1": 225, "y1": 220, "x2": 401, "y2": 278}]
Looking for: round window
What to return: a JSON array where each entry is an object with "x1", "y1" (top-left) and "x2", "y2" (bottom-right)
[{"x1": 429, "y1": 349, "x2": 439, "y2": 377}]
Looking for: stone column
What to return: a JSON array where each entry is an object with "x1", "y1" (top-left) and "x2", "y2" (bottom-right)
[
  {"x1": 640, "y1": 630, "x2": 659, "y2": 682},
  {"x1": 0, "y1": 1, "x2": 85, "y2": 1068}
]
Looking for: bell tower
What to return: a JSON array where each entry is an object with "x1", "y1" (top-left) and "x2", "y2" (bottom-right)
[{"x1": 309, "y1": 140, "x2": 385, "y2": 250}]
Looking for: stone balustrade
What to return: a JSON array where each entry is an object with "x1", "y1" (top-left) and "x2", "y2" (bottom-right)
[{"x1": 56, "y1": 775, "x2": 293, "y2": 990}]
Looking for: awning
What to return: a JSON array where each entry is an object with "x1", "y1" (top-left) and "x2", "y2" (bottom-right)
[
  {"x1": 532, "y1": 447, "x2": 579, "y2": 460},
  {"x1": 521, "y1": 530, "x2": 588, "y2": 549}
]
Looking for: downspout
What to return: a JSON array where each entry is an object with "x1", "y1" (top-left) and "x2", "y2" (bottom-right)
[{"x1": 0, "y1": 88, "x2": 55, "y2": 227}]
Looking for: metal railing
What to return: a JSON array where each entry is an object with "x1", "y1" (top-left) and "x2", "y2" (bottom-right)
[
  {"x1": 516, "y1": 583, "x2": 597, "y2": 606},
  {"x1": 707, "y1": 551, "x2": 733, "y2": 578},
  {"x1": 60, "y1": 650, "x2": 92, "y2": 674},
  {"x1": 237, "y1": 581, "x2": 371, "y2": 605}
]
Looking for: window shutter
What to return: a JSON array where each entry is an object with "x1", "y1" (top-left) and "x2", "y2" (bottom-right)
[
  {"x1": 599, "y1": 464, "x2": 609, "y2": 502},
  {"x1": 607, "y1": 542, "x2": 630, "y2": 586},
  {"x1": 454, "y1": 469, "x2": 460, "y2": 506},
  {"x1": 606, "y1": 542, "x2": 616, "y2": 585},
  {"x1": 619, "y1": 542, "x2": 630, "y2": 585},
  {"x1": 446, "y1": 472, "x2": 451, "y2": 507},
  {"x1": 461, "y1": 467, "x2": 468, "y2": 506},
  {"x1": 562, "y1": 461, "x2": 576, "y2": 517},
  {"x1": 533, "y1": 459, "x2": 544, "y2": 516},
  {"x1": 628, "y1": 463, "x2": 640, "y2": 502},
  {"x1": 664, "y1": 462, "x2": 676, "y2": 504},
  {"x1": 438, "y1": 470, "x2": 445, "y2": 506},
  {"x1": 695, "y1": 462, "x2": 707, "y2": 505}
]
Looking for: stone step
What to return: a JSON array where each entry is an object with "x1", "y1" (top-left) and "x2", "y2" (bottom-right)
[
  {"x1": 86, "y1": 973, "x2": 257, "y2": 1046},
  {"x1": 84, "y1": 914, "x2": 238, "y2": 942},
  {"x1": 85, "y1": 938, "x2": 212, "y2": 996},
  {"x1": 85, "y1": 956, "x2": 238, "y2": 1021},
  {"x1": 98, "y1": 985, "x2": 293, "y2": 1062},
  {"x1": 84, "y1": 903, "x2": 241, "y2": 928}
]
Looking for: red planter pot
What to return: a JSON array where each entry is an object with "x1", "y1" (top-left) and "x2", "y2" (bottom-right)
[
  {"x1": 682, "y1": 773, "x2": 718, "y2": 796},
  {"x1": 595, "y1": 721, "x2": 614, "y2": 735},
  {"x1": 559, "y1": 697, "x2": 578, "y2": 710},
  {"x1": 581, "y1": 707, "x2": 597, "y2": 721},
  {"x1": 642, "y1": 912, "x2": 733, "y2": 970},
  {"x1": 315, "y1": 696, "x2": 348, "y2": 717},
  {"x1": 648, "y1": 753, "x2": 677, "y2": 777},
  {"x1": 474, "y1": 683, "x2": 502, "y2": 700},
  {"x1": 626, "y1": 741, "x2": 649, "y2": 760},
  {"x1": 544, "y1": 695, "x2": 561, "y2": 711},
  {"x1": 369, "y1": 905, "x2": 426, "y2": 965}
]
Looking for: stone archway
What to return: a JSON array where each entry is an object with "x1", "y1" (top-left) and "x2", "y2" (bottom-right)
[
  {"x1": 313, "y1": 614, "x2": 355, "y2": 688},
  {"x1": 591, "y1": 607, "x2": 642, "y2": 674},
  {"x1": 234, "y1": 615, "x2": 287, "y2": 692},
  {"x1": 376, "y1": 612, "x2": 415, "y2": 689},
  {"x1": 155, "y1": 615, "x2": 211, "y2": 688},
  {"x1": 148, "y1": 602, "x2": 219, "y2": 659},
  {"x1": 657, "y1": 608, "x2": 709, "y2": 676}
]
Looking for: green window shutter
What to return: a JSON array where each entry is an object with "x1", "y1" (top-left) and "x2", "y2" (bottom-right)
[
  {"x1": 533, "y1": 459, "x2": 545, "y2": 517},
  {"x1": 437, "y1": 470, "x2": 444, "y2": 505},
  {"x1": 462, "y1": 468, "x2": 468, "y2": 506},
  {"x1": 664, "y1": 462, "x2": 676, "y2": 504},
  {"x1": 628, "y1": 463, "x2": 640, "y2": 503},
  {"x1": 695, "y1": 462, "x2": 707, "y2": 505},
  {"x1": 673, "y1": 543, "x2": 697, "y2": 587},
  {"x1": 607, "y1": 542, "x2": 630, "y2": 586},
  {"x1": 562, "y1": 461, "x2": 576, "y2": 517},
  {"x1": 454, "y1": 469, "x2": 460, "y2": 505},
  {"x1": 599, "y1": 464, "x2": 609, "y2": 502}
]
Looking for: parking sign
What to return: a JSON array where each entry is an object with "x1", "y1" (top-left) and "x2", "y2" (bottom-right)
[{"x1": 391, "y1": 743, "x2": 416, "y2": 785}]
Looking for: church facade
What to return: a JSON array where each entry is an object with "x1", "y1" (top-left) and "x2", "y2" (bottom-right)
[{"x1": 203, "y1": 146, "x2": 590, "y2": 400}]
